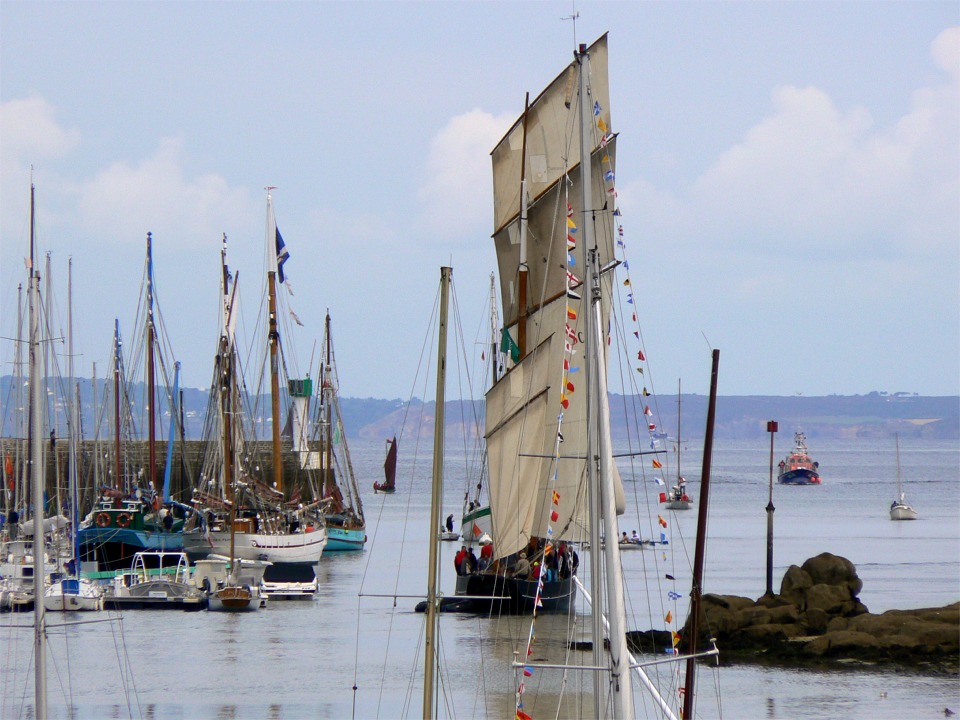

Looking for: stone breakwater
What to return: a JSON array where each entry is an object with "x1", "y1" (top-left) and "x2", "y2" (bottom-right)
[{"x1": 627, "y1": 552, "x2": 959, "y2": 675}]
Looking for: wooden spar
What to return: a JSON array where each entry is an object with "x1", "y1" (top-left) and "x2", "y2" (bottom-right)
[
  {"x1": 268, "y1": 270, "x2": 283, "y2": 495},
  {"x1": 423, "y1": 266, "x2": 451, "y2": 720},
  {"x1": 221, "y1": 334, "x2": 236, "y2": 575},
  {"x1": 683, "y1": 348, "x2": 720, "y2": 720},
  {"x1": 113, "y1": 319, "x2": 122, "y2": 491},
  {"x1": 517, "y1": 92, "x2": 530, "y2": 359},
  {"x1": 28, "y1": 182, "x2": 47, "y2": 718},
  {"x1": 323, "y1": 311, "x2": 333, "y2": 499},
  {"x1": 146, "y1": 233, "x2": 156, "y2": 495}
]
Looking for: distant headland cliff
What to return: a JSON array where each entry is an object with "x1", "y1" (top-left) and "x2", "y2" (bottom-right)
[{"x1": 0, "y1": 376, "x2": 955, "y2": 441}]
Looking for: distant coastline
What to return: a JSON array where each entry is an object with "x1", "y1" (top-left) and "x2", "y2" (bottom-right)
[{"x1": 1, "y1": 376, "x2": 954, "y2": 441}]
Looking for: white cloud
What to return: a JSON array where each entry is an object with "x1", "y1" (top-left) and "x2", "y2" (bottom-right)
[
  {"x1": 74, "y1": 138, "x2": 253, "y2": 248},
  {"x1": 675, "y1": 32, "x2": 959, "y2": 262},
  {"x1": 0, "y1": 96, "x2": 79, "y2": 164},
  {"x1": 417, "y1": 109, "x2": 514, "y2": 240}
]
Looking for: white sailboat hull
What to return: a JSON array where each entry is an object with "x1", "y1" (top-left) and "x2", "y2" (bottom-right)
[
  {"x1": 890, "y1": 503, "x2": 918, "y2": 521},
  {"x1": 43, "y1": 578, "x2": 104, "y2": 612},
  {"x1": 182, "y1": 527, "x2": 327, "y2": 565}
]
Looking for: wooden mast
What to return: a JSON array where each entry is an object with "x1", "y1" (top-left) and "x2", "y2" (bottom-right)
[
  {"x1": 323, "y1": 311, "x2": 334, "y2": 501},
  {"x1": 113, "y1": 319, "x2": 122, "y2": 491},
  {"x1": 423, "y1": 266, "x2": 451, "y2": 720},
  {"x1": 28, "y1": 180, "x2": 47, "y2": 718},
  {"x1": 268, "y1": 271, "x2": 283, "y2": 495},
  {"x1": 146, "y1": 233, "x2": 156, "y2": 496},
  {"x1": 683, "y1": 348, "x2": 720, "y2": 720},
  {"x1": 516, "y1": 93, "x2": 531, "y2": 359}
]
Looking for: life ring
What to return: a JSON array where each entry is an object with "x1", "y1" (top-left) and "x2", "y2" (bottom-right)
[
  {"x1": 96, "y1": 512, "x2": 111, "y2": 528},
  {"x1": 116, "y1": 512, "x2": 132, "y2": 528}
]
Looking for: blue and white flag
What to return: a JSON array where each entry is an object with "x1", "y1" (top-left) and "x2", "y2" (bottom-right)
[{"x1": 275, "y1": 226, "x2": 290, "y2": 284}]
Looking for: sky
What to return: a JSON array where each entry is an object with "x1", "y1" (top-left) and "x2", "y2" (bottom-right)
[{"x1": 1, "y1": 1, "x2": 958, "y2": 401}]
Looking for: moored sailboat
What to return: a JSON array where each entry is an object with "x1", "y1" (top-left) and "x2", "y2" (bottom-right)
[
  {"x1": 890, "y1": 434, "x2": 918, "y2": 521},
  {"x1": 184, "y1": 196, "x2": 327, "y2": 595}
]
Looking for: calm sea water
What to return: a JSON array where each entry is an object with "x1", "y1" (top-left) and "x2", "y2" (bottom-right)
[{"x1": 2, "y1": 436, "x2": 957, "y2": 719}]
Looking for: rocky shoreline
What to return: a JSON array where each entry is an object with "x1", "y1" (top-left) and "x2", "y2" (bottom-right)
[{"x1": 627, "y1": 553, "x2": 959, "y2": 676}]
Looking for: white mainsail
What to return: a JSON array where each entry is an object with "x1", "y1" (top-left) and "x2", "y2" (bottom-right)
[{"x1": 486, "y1": 34, "x2": 624, "y2": 562}]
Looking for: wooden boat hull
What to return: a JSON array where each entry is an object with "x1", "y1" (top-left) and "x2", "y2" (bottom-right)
[{"x1": 209, "y1": 585, "x2": 257, "y2": 612}]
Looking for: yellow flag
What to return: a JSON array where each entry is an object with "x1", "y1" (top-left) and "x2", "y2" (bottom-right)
[
  {"x1": 597, "y1": 116, "x2": 608, "y2": 133},
  {"x1": 672, "y1": 631, "x2": 681, "y2": 647}
]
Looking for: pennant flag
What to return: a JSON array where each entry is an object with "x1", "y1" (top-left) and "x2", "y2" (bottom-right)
[
  {"x1": 567, "y1": 234, "x2": 577, "y2": 249},
  {"x1": 550, "y1": 509, "x2": 559, "y2": 522},
  {"x1": 665, "y1": 611, "x2": 673, "y2": 624},
  {"x1": 552, "y1": 491, "x2": 560, "y2": 504},
  {"x1": 275, "y1": 227, "x2": 290, "y2": 284},
  {"x1": 626, "y1": 293, "x2": 634, "y2": 304},
  {"x1": 557, "y1": 430, "x2": 564, "y2": 443},
  {"x1": 290, "y1": 309, "x2": 304, "y2": 326},
  {"x1": 602, "y1": 153, "x2": 610, "y2": 163},
  {"x1": 658, "y1": 515, "x2": 668, "y2": 528},
  {"x1": 565, "y1": 324, "x2": 577, "y2": 341},
  {"x1": 638, "y1": 350, "x2": 646, "y2": 361},
  {"x1": 623, "y1": 278, "x2": 631, "y2": 286},
  {"x1": 644, "y1": 405, "x2": 652, "y2": 416},
  {"x1": 665, "y1": 573, "x2": 675, "y2": 580},
  {"x1": 654, "y1": 477, "x2": 665, "y2": 486},
  {"x1": 668, "y1": 590, "x2": 682, "y2": 600},
  {"x1": 623, "y1": 260, "x2": 629, "y2": 270},
  {"x1": 523, "y1": 666, "x2": 534, "y2": 677},
  {"x1": 634, "y1": 331, "x2": 640, "y2": 339},
  {"x1": 649, "y1": 423, "x2": 656, "y2": 431},
  {"x1": 604, "y1": 169, "x2": 615, "y2": 182},
  {"x1": 517, "y1": 710, "x2": 533, "y2": 720},
  {"x1": 661, "y1": 531, "x2": 668, "y2": 543},
  {"x1": 567, "y1": 202, "x2": 573, "y2": 217},
  {"x1": 607, "y1": 186, "x2": 617, "y2": 197},
  {"x1": 672, "y1": 631, "x2": 681, "y2": 647},
  {"x1": 567, "y1": 307, "x2": 578, "y2": 320},
  {"x1": 597, "y1": 116, "x2": 608, "y2": 133},
  {"x1": 637, "y1": 367, "x2": 644, "y2": 375},
  {"x1": 567, "y1": 217, "x2": 577, "y2": 232},
  {"x1": 566, "y1": 270, "x2": 580, "y2": 285},
  {"x1": 643, "y1": 387, "x2": 650, "y2": 397},
  {"x1": 567, "y1": 253, "x2": 576, "y2": 266},
  {"x1": 618, "y1": 226, "x2": 624, "y2": 236},
  {"x1": 567, "y1": 288, "x2": 581, "y2": 300},
  {"x1": 652, "y1": 459, "x2": 662, "y2": 469},
  {"x1": 566, "y1": 380, "x2": 575, "y2": 393},
  {"x1": 560, "y1": 395, "x2": 569, "y2": 409},
  {"x1": 593, "y1": 100, "x2": 601, "y2": 116},
  {"x1": 501, "y1": 327, "x2": 521, "y2": 363}
]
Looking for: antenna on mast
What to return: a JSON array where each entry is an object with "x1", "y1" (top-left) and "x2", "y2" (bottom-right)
[{"x1": 561, "y1": 3, "x2": 579, "y2": 48}]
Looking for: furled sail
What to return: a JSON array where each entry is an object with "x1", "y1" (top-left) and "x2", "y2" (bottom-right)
[{"x1": 486, "y1": 34, "x2": 624, "y2": 562}]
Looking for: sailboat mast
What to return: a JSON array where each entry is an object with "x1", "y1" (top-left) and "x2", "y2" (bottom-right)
[
  {"x1": 113, "y1": 320, "x2": 122, "y2": 491},
  {"x1": 576, "y1": 41, "x2": 634, "y2": 720},
  {"x1": 221, "y1": 334, "x2": 236, "y2": 574},
  {"x1": 146, "y1": 233, "x2": 157, "y2": 495},
  {"x1": 517, "y1": 93, "x2": 530, "y2": 359},
  {"x1": 682, "y1": 348, "x2": 720, "y2": 720},
  {"x1": 488, "y1": 273, "x2": 498, "y2": 387},
  {"x1": 68, "y1": 258, "x2": 79, "y2": 567},
  {"x1": 268, "y1": 271, "x2": 283, "y2": 495},
  {"x1": 29, "y1": 182, "x2": 48, "y2": 719},
  {"x1": 423, "y1": 265, "x2": 451, "y2": 720},
  {"x1": 324, "y1": 312, "x2": 334, "y2": 498}
]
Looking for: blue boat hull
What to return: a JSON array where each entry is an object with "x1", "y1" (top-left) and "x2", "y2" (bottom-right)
[
  {"x1": 778, "y1": 469, "x2": 821, "y2": 485},
  {"x1": 78, "y1": 527, "x2": 183, "y2": 572},
  {"x1": 324, "y1": 526, "x2": 366, "y2": 552}
]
